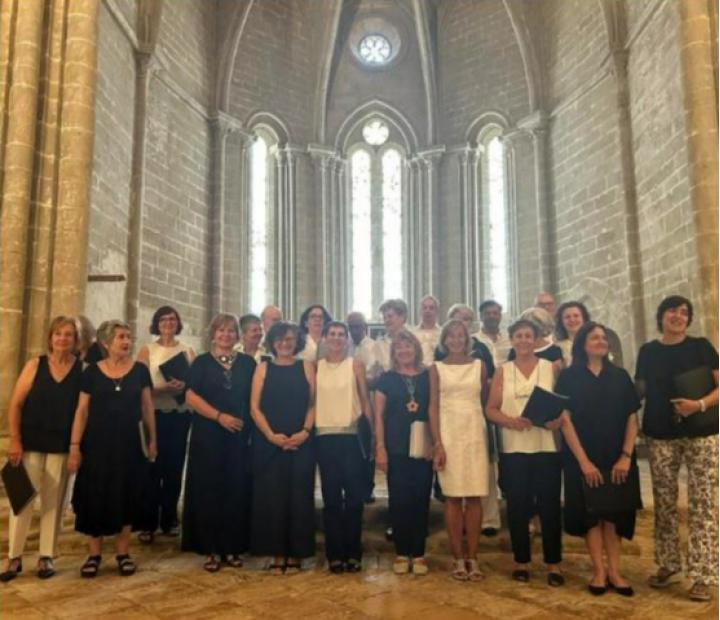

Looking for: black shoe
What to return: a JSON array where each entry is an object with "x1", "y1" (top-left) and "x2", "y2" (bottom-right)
[
  {"x1": 37, "y1": 556, "x2": 55, "y2": 580},
  {"x1": 512, "y1": 569, "x2": 530, "y2": 582},
  {"x1": 481, "y1": 527, "x2": 498, "y2": 537},
  {"x1": 0, "y1": 558, "x2": 22, "y2": 583},
  {"x1": 345, "y1": 559, "x2": 362, "y2": 573},
  {"x1": 588, "y1": 582, "x2": 608, "y2": 596},
  {"x1": 608, "y1": 579, "x2": 634, "y2": 597},
  {"x1": 329, "y1": 560, "x2": 344, "y2": 574},
  {"x1": 547, "y1": 572, "x2": 565, "y2": 587},
  {"x1": 385, "y1": 527, "x2": 394, "y2": 542}
]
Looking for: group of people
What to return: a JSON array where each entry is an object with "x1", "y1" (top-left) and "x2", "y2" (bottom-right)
[{"x1": 2, "y1": 292, "x2": 717, "y2": 602}]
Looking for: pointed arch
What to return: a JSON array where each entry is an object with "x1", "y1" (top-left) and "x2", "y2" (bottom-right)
[{"x1": 335, "y1": 99, "x2": 419, "y2": 154}]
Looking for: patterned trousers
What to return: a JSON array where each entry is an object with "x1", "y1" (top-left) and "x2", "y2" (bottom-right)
[{"x1": 647, "y1": 435, "x2": 719, "y2": 585}]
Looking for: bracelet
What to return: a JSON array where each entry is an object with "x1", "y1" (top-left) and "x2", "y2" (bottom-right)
[
  {"x1": 699, "y1": 399, "x2": 707, "y2": 413},
  {"x1": 302, "y1": 426, "x2": 312, "y2": 434},
  {"x1": 621, "y1": 450, "x2": 632, "y2": 459},
  {"x1": 215, "y1": 411, "x2": 222, "y2": 421},
  {"x1": 70, "y1": 442, "x2": 80, "y2": 446}
]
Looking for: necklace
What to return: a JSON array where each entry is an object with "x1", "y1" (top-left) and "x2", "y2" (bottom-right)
[
  {"x1": 512, "y1": 363, "x2": 537, "y2": 400},
  {"x1": 215, "y1": 352, "x2": 237, "y2": 366},
  {"x1": 403, "y1": 375, "x2": 419, "y2": 414},
  {"x1": 112, "y1": 377, "x2": 123, "y2": 392}
]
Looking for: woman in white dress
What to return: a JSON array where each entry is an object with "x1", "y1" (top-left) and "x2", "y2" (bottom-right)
[
  {"x1": 486, "y1": 319, "x2": 565, "y2": 587},
  {"x1": 430, "y1": 319, "x2": 489, "y2": 581}
]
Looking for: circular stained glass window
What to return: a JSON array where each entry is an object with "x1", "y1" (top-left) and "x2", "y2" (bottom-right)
[
  {"x1": 362, "y1": 119, "x2": 389, "y2": 146},
  {"x1": 358, "y1": 34, "x2": 392, "y2": 66}
]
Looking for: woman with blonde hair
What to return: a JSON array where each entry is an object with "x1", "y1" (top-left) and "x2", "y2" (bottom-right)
[
  {"x1": 68, "y1": 320, "x2": 156, "y2": 578},
  {"x1": 0, "y1": 317, "x2": 83, "y2": 582},
  {"x1": 375, "y1": 329, "x2": 433, "y2": 575},
  {"x1": 430, "y1": 319, "x2": 489, "y2": 581},
  {"x1": 182, "y1": 314, "x2": 256, "y2": 572}
]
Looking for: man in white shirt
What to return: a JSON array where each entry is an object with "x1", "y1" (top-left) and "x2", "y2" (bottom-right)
[
  {"x1": 346, "y1": 311, "x2": 376, "y2": 372},
  {"x1": 412, "y1": 295, "x2": 442, "y2": 366},
  {"x1": 374, "y1": 299, "x2": 409, "y2": 374},
  {"x1": 474, "y1": 299, "x2": 512, "y2": 366}
]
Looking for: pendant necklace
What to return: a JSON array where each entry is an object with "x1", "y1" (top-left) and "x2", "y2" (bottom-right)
[
  {"x1": 112, "y1": 377, "x2": 123, "y2": 392},
  {"x1": 216, "y1": 352, "x2": 237, "y2": 366},
  {"x1": 403, "y1": 375, "x2": 419, "y2": 414}
]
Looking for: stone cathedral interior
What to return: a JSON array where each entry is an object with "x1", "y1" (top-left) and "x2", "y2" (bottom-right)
[{"x1": 0, "y1": 0, "x2": 718, "y2": 618}]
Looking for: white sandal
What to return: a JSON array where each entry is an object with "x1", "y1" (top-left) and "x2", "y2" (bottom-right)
[
  {"x1": 467, "y1": 559, "x2": 485, "y2": 582},
  {"x1": 451, "y1": 559, "x2": 469, "y2": 581}
]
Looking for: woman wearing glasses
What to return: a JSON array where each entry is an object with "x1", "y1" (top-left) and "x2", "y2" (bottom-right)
[{"x1": 181, "y1": 314, "x2": 256, "y2": 572}]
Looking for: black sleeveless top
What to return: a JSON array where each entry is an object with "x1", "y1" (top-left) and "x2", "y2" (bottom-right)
[{"x1": 21, "y1": 355, "x2": 83, "y2": 453}]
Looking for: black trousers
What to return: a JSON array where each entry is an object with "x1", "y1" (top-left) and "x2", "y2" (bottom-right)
[
  {"x1": 499, "y1": 452, "x2": 562, "y2": 564},
  {"x1": 317, "y1": 434, "x2": 366, "y2": 562},
  {"x1": 138, "y1": 410, "x2": 191, "y2": 532},
  {"x1": 387, "y1": 455, "x2": 433, "y2": 558}
]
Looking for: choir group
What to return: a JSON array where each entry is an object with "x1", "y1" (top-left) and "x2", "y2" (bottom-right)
[{"x1": 2, "y1": 292, "x2": 717, "y2": 602}]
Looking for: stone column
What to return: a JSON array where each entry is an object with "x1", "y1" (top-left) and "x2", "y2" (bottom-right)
[
  {"x1": 679, "y1": 0, "x2": 718, "y2": 343},
  {"x1": 273, "y1": 145, "x2": 300, "y2": 318},
  {"x1": 210, "y1": 112, "x2": 249, "y2": 316},
  {"x1": 0, "y1": 0, "x2": 99, "y2": 423},
  {"x1": 308, "y1": 145, "x2": 336, "y2": 308},
  {"x1": 456, "y1": 146, "x2": 480, "y2": 307},
  {"x1": 416, "y1": 148, "x2": 444, "y2": 298},
  {"x1": 518, "y1": 111, "x2": 556, "y2": 295}
]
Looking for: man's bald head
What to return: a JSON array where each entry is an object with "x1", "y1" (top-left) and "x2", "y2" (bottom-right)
[{"x1": 260, "y1": 305, "x2": 283, "y2": 332}]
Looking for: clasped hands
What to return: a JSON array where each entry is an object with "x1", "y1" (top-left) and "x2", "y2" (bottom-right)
[
  {"x1": 268, "y1": 430, "x2": 309, "y2": 451},
  {"x1": 581, "y1": 454, "x2": 630, "y2": 488}
]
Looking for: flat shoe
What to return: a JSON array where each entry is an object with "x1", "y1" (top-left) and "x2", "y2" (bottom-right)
[
  {"x1": 329, "y1": 560, "x2": 344, "y2": 574},
  {"x1": 116, "y1": 554, "x2": 136, "y2": 576},
  {"x1": 608, "y1": 579, "x2": 634, "y2": 596},
  {"x1": 203, "y1": 556, "x2": 221, "y2": 573},
  {"x1": 588, "y1": 583, "x2": 607, "y2": 596},
  {"x1": 512, "y1": 569, "x2": 530, "y2": 582},
  {"x1": 0, "y1": 558, "x2": 22, "y2": 583},
  {"x1": 547, "y1": 572, "x2": 565, "y2": 587},
  {"x1": 37, "y1": 557, "x2": 56, "y2": 580},
  {"x1": 345, "y1": 559, "x2": 362, "y2": 573}
]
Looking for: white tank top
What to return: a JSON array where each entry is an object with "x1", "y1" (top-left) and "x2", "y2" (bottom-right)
[
  {"x1": 315, "y1": 357, "x2": 361, "y2": 435},
  {"x1": 500, "y1": 358, "x2": 557, "y2": 453},
  {"x1": 147, "y1": 341, "x2": 192, "y2": 412}
]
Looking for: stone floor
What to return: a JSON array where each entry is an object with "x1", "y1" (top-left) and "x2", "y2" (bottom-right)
[{"x1": 0, "y1": 460, "x2": 716, "y2": 619}]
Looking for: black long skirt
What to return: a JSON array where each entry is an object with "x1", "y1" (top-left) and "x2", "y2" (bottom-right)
[
  {"x1": 250, "y1": 437, "x2": 316, "y2": 558},
  {"x1": 181, "y1": 416, "x2": 250, "y2": 555}
]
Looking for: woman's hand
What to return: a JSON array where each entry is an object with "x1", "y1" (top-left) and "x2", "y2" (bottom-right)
[
  {"x1": 285, "y1": 430, "x2": 309, "y2": 449},
  {"x1": 375, "y1": 445, "x2": 388, "y2": 473},
  {"x1": 580, "y1": 459, "x2": 603, "y2": 488},
  {"x1": 218, "y1": 413, "x2": 243, "y2": 433},
  {"x1": 7, "y1": 437, "x2": 23, "y2": 467},
  {"x1": 268, "y1": 432, "x2": 291, "y2": 448},
  {"x1": 507, "y1": 416, "x2": 532, "y2": 431},
  {"x1": 67, "y1": 447, "x2": 82, "y2": 473},
  {"x1": 433, "y1": 444, "x2": 446, "y2": 472},
  {"x1": 544, "y1": 416, "x2": 563, "y2": 431},
  {"x1": 166, "y1": 378, "x2": 186, "y2": 393},
  {"x1": 670, "y1": 398, "x2": 700, "y2": 417},
  {"x1": 147, "y1": 440, "x2": 158, "y2": 463},
  {"x1": 611, "y1": 455, "x2": 631, "y2": 484}
]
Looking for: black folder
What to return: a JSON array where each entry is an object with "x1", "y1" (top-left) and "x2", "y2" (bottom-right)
[
  {"x1": 672, "y1": 366, "x2": 718, "y2": 434},
  {"x1": 521, "y1": 386, "x2": 569, "y2": 427},
  {"x1": 158, "y1": 353, "x2": 191, "y2": 406},
  {"x1": 158, "y1": 352, "x2": 191, "y2": 383},
  {"x1": 1, "y1": 461, "x2": 37, "y2": 515},
  {"x1": 357, "y1": 414, "x2": 373, "y2": 461},
  {"x1": 582, "y1": 471, "x2": 641, "y2": 516}
]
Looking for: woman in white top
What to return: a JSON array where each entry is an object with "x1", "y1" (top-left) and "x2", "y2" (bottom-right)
[
  {"x1": 430, "y1": 319, "x2": 489, "y2": 581},
  {"x1": 554, "y1": 302, "x2": 590, "y2": 367},
  {"x1": 315, "y1": 321, "x2": 372, "y2": 573},
  {"x1": 136, "y1": 306, "x2": 195, "y2": 542},
  {"x1": 486, "y1": 319, "x2": 564, "y2": 587},
  {"x1": 298, "y1": 304, "x2": 331, "y2": 362}
]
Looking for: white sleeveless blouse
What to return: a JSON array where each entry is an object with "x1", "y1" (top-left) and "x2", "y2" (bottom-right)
[
  {"x1": 147, "y1": 341, "x2": 192, "y2": 412},
  {"x1": 315, "y1": 358, "x2": 361, "y2": 435}
]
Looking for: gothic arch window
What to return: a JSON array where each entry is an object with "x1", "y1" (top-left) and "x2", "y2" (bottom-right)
[
  {"x1": 248, "y1": 127, "x2": 277, "y2": 313},
  {"x1": 478, "y1": 127, "x2": 510, "y2": 310},
  {"x1": 349, "y1": 120, "x2": 406, "y2": 318}
]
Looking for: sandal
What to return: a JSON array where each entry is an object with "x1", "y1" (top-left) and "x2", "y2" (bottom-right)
[
  {"x1": 0, "y1": 557, "x2": 22, "y2": 583},
  {"x1": 80, "y1": 555, "x2": 101, "y2": 578},
  {"x1": 393, "y1": 556, "x2": 410, "y2": 575},
  {"x1": 203, "y1": 556, "x2": 221, "y2": 573},
  {"x1": 225, "y1": 555, "x2": 243, "y2": 568},
  {"x1": 138, "y1": 531, "x2": 154, "y2": 545},
  {"x1": 451, "y1": 559, "x2": 469, "y2": 581},
  {"x1": 412, "y1": 557, "x2": 429, "y2": 576},
  {"x1": 345, "y1": 559, "x2": 362, "y2": 573},
  {"x1": 268, "y1": 562, "x2": 285, "y2": 576},
  {"x1": 466, "y1": 559, "x2": 484, "y2": 582},
  {"x1": 329, "y1": 560, "x2": 344, "y2": 574},
  {"x1": 512, "y1": 568, "x2": 530, "y2": 582},
  {"x1": 116, "y1": 554, "x2": 136, "y2": 577},
  {"x1": 37, "y1": 556, "x2": 56, "y2": 580}
]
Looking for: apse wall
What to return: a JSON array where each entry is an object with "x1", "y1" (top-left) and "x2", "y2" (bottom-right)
[{"x1": 87, "y1": 0, "x2": 217, "y2": 349}]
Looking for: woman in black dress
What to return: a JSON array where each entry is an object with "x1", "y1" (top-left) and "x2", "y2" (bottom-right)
[
  {"x1": 375, "y1": 329, "x2": 433, "y2": 576},
  {"x1": 555, "y1": 322, "x2": 641, "y2": 596},
  {"x1": 68, "y1": 320, "x2": 156, "y2": 578},
  {"x1": 181, "y1": 313, "x2": 255, "y2": 572},
  {"x1": 1, "y1": 316, "x2": 82, "y2": 582},
  {"x1": 250, "y1": 321, "x2": 316, "y2": 574}
]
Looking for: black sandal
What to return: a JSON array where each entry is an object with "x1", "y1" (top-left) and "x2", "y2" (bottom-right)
[
  {"x1": 328, "y1": 560, "x2": 344, "y2": 574},
  {"x1": 37, "y1": 556, "x2": 55, "y2": 579},
  {"x1": 80, "y1": 555, "x2": 101, "y2": 578},
  {"x1": 512, "y1": 569, "x2": 530, "y2": 582},
  {"x1": 0, "y1": 557, "x2": 22, "y2": 583},
  {"x1": 116, "y1": 554, "x2": 136, "y2": 576},
  {"x1": 203, "y1": 556, "x2": 221, "y2": 573}
]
